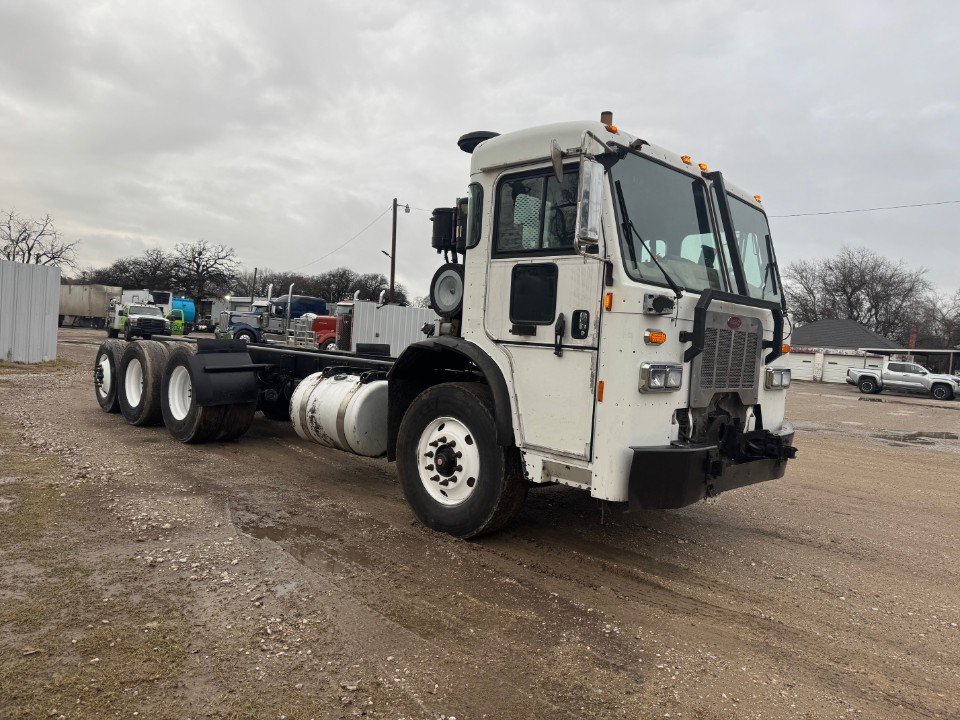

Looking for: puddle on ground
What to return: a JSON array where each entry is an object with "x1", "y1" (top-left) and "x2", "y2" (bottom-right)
[
  {"x1": 237, "y1": 518, "x2": 372, "y2": 574},
  {"x1": 872, "y1": 430, "x2": 959, "y2": 445}
]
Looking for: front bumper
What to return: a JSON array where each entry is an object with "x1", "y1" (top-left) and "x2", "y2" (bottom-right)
[{"x1": 628, "y1": 422, "x2": 796, "y2": 510}]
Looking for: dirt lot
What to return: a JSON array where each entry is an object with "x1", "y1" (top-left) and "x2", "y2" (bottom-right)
[{"x1": 1, "y1": 328, "x2": 958, "y2": 719}]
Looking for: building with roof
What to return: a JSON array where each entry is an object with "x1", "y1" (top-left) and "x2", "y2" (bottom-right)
[{"x1": 787, "y1": 318, "x2": 897, "y2": 383}]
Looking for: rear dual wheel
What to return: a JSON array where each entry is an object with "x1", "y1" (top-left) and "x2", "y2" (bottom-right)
[
  {"x1": 160, "y1": 344, "x2": 255, "y2": 443},
  {"x1": 396, "y1": 382, "x2": 526, "y2": 539},
  {"x1": 118, "y1": 341, "x2": 170, "y2": 426},
  {"x1": 93, "y1": 340, "x2": 125, "y2": 413}
]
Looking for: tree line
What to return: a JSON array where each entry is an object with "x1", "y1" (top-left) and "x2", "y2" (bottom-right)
[
  {"x1": 784, "y1": 246, "x2": 960, "y2": 349},
  {"x1": 75, "y1": 243, "x2": 409, "y2": 307}
]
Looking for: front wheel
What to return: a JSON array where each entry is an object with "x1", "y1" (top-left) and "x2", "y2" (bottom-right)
[
  {"x1": 234, "y1": 329, "x2": 257, "y2": 343},
  {"x1": 858, "y1": 378, "x2": 878, "y2": 394},
  {"x1": 931, "y1": 384, "x2": 954, "y2": 401},
  {"x1": 321, "y1": 339, "x2": 337, "y2": 351},
  {"x1": 396, "y1": 382, "x2": 527, "y2": 539}
]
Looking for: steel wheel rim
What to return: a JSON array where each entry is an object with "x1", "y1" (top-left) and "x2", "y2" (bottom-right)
[
  {"x1": 125, "y1": 358, "x2": 144, "y2": 407},
  {"x1": 168, "y1": 365, "x2": 192, "y2": 421},
  {"x1": 97, "y1": 355, "x2": 112, "y2": 398},
  {"x1": 416, "y1": 416, "x2": 480, "y2": 506}
]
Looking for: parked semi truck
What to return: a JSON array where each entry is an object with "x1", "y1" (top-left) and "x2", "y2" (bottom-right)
[
  {"x1": 847, "y1": 360, "x2": 958, "y2": 400},
  {"x1": 92, "y1": 116, "x2": 797, "y2": 538}
]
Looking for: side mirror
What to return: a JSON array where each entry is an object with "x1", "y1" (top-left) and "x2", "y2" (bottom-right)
[{"x1": 574, "y1": 158, "x2": 604, "y2": 256}]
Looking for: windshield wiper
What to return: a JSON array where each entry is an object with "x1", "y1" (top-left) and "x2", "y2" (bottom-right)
[
  {"x1": 614, "y1": 180, "x2": 683, "y2": 300},
  {"x1": 763, "y1": 233, "x2": 788, "y2": 311}
]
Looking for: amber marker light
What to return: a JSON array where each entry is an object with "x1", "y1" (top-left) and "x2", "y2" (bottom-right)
[
  {"x1": 754, "y1": 194, "x2": 763, "y2": 203},
  {"x1": 698, "y1": 162, "x2": 709, "y2": 172},
  {"x1": 644, "y1": 330, "x2": 668, "y2": 345},
  {"x1": 781, "y1": 343, "x2": 792, "y2": 354},
  {"x1": 681, "y1": 155, "x2": 692, "y2": 164},
  {"x1": 597, "y1": 380, "x2": 605, "y2": 402},
  {"x1": 603, "y1": 292, "x2": 614, "y2": 311}
]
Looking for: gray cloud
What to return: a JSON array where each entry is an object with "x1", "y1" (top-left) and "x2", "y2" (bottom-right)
[{"x1": 1, "y1": 0, "x2": 957, "y2": 295}]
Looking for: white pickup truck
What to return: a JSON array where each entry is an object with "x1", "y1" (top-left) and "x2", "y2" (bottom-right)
[{"x1": 847, "y1": 360, "x2": 959, "y2": 400}]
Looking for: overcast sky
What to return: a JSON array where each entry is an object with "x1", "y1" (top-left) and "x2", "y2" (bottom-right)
[{"x1": 1, "y1": 1, "x2": 958, "y2": 295}]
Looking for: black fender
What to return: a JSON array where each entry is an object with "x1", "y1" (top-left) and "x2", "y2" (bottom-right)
[
  {"x1": 189, "y1": 339, "x2": 259, "y2": 406},
  {"x1": 386, "y1": 337, "x2": 515, "y2": 460}
]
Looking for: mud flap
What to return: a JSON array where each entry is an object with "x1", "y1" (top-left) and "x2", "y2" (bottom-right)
[{"x1": 188, "y1": 340, "x2": 259, "y2": 407}]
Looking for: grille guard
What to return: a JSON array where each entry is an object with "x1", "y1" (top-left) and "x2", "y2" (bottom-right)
[{"x1": 680, "y1": 289, "x2": 784, "y2": 365}]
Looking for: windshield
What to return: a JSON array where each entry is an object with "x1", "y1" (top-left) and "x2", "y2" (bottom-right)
[
  {"x1": 725, "y1": 195, "x2": 781, "y2": 304},
  {"x1": 611, "y1": 152, "x2": 725, "y2": 293},
  {"x1": 130, "y1": 305, "x2": 162, "y2": 316}
]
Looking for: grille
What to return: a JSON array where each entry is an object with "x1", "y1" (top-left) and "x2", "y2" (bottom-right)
[
  {"x1": 698, "y1": 327, "x2": 760, "y2": 390},
  {"x1": 139, "y1": 318, "x2": 167, "y2": 333}
]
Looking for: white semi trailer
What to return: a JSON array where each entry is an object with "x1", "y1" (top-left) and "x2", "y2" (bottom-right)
[{"x1": 92, "y1": 115, "x2": 797, "y2": 538}]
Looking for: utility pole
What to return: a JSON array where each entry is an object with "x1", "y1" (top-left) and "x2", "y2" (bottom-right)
[
  {"x1": 250, "y1": 267, "x2": 258, "y2": 305},
  {"x1": 389, "y1": 198, "x2": 398, "y2": 303}
]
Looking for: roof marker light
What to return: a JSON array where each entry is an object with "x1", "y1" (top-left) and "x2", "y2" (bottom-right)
[
  {"x1": 754, "y1": 194, "x2": 763, "y2": 203},
  {"x1": 698, "y1": 162, "x2": 709, "y2": 172},
  {"x1": 681, "y1": 155, "x2": 692, "y2": 164}
]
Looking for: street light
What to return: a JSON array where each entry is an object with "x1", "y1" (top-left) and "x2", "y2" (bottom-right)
[{"x1": 389, "y1": 199, "x2": 410, "y2": 303}]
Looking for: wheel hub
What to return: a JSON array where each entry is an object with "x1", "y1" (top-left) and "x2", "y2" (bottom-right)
[{"x1": 416, "y1": 416, "x2": 480, "y2": 506}]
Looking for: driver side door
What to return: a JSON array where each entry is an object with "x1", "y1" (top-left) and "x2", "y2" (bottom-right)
[{"x1": 483, "y1": 165, "x2": 604, "y2": 461}]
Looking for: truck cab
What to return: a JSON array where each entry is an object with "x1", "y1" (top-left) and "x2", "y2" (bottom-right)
[
  {"x1": 388, "y1": 118, "x2": 796, "y2": 529},
  {"x1": 221, "y1": 293, "x2": 328, "y2": 343}
]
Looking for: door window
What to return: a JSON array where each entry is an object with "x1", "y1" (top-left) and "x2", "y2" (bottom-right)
[
  {"x1": 495, "y1": 169, "x2": 578, "y2": 255},
  {"x1": 509, "y1": 264, "x2": 558, "y2": 325}
]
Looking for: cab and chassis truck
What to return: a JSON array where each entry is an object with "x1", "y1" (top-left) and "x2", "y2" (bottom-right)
[{"x1": 92, "y1": 117, "x2": 797, "y2": 538}]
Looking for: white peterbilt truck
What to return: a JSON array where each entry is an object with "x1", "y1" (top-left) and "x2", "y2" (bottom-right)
[{"x1": 93, "y1": 116, "x2": 797, "y2": 538}]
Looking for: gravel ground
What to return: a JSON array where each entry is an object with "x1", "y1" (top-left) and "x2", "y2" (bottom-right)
[{"x1": 1, "y1": 328, "x2": 958, "y2": 719}]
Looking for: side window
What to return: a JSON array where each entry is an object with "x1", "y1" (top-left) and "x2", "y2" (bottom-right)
[
  {"x1": 509, "y1": 264, "x2": 558, "y2": 325},
  {"x1": 495, "y1": 169, "x2": 578, "y2": 254},
  {"x1": 888, "y1": 363, "x2": 904, "y2": 372},
  {"x1": 465, "y1": 183, "x2": 483, "y2": 249}
]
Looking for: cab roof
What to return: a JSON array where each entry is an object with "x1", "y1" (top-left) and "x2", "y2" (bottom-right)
[{"x1": 467, "y1": 120, "x2": 761, "y2": 209}]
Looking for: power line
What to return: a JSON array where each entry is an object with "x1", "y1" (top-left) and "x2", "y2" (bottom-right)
[
  {"x1": 770, "y1": 199, "x2": 960, "y2": 218},
  {"x1": 293, "y1": 205, "x2": 393, "y2": 271}
]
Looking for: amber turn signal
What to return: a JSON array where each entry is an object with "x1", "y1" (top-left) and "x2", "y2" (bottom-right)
[
  {"x1": 781, "y1": 343, "x2": 791, "y2": 354},
  {"x1": 644, "y1": 330, "x2": 668, "y2": 345}
]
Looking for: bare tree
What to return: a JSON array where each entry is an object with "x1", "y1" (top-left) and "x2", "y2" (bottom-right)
[
  {"x1": 173, "y1": 240, "x2": 240, "y2": 305},
  {"x1": 1, "y1": 209, "x2": 79, "y2": 268},
  {"x1": 784, "y1": 246, "x2": 931, "y2": 344}
]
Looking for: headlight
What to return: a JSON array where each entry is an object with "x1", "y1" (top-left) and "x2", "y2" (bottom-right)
[
  {"x1": 765, "y1": 367, "x2": 792, "y2": 389},
  {"x1": 639, "y1": 362, "x2": 683, "y2": 392}
]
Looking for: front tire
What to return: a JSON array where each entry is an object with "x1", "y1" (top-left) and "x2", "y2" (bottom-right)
[
  {"x1": 396, "y1": 382, "x2": 526, "y2": 539},
  {"x1": 858, "y1": 378, "x2": 878, "y2": 394},
  {"x1": 931, "y1": 384, "x2": 954, "y2": 401},
  {"x1": 234, "y1": 329, "x2": 257, "y2": 343}
]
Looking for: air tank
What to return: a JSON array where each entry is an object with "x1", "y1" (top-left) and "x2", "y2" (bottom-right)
[{"x1": 290, "y1": 372, "x2": 388, "y2": 457}]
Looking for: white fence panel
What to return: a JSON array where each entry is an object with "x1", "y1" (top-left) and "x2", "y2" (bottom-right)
[
  {"x1": 351, "y1": 301, "x2": 438, "y2": 357},
  {"x1": 0, "y1": 260, "x2": 61, "y2": 363}
]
